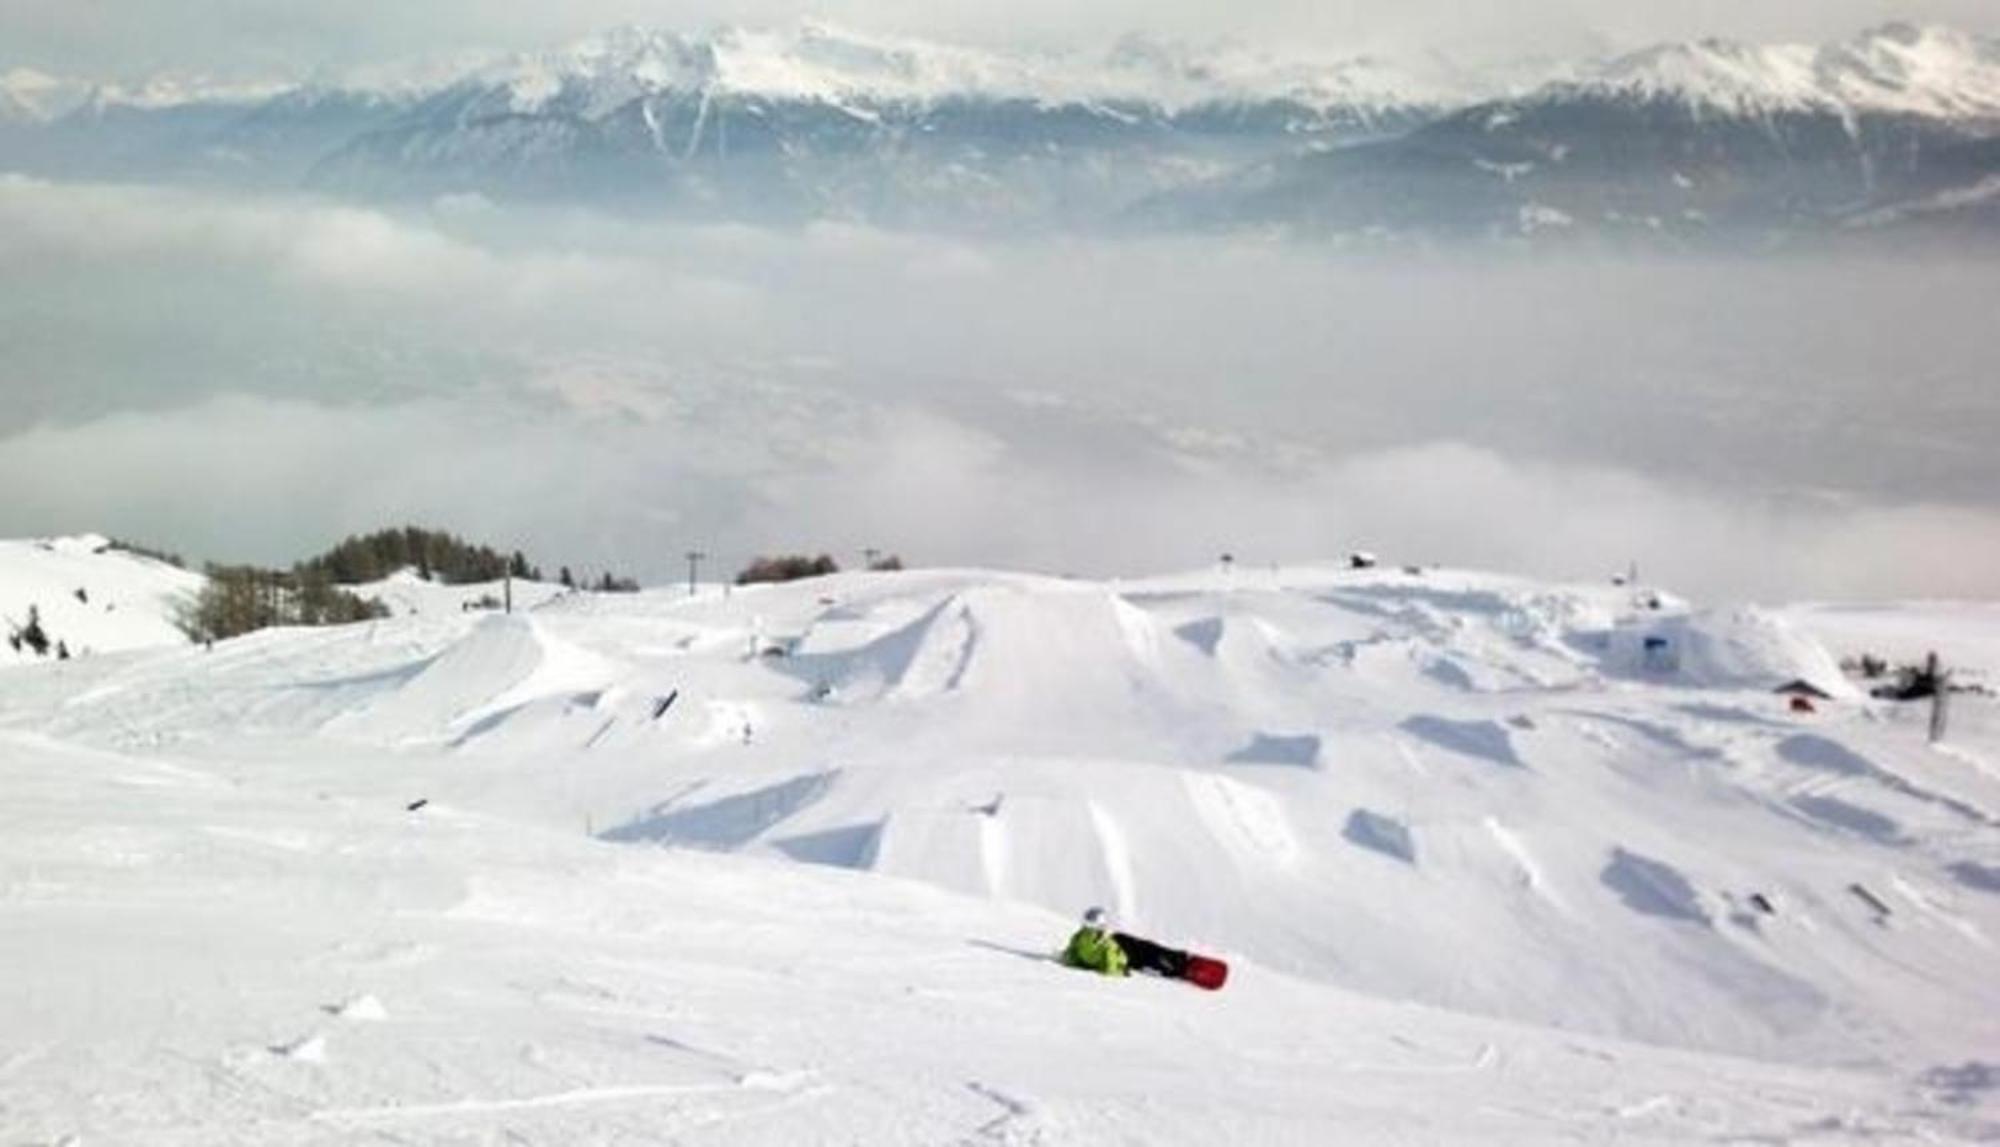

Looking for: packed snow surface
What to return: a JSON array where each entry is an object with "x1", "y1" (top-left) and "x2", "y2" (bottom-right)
[{"x1": 2, "y1": 548, "x2": 1996, "y2": 1143}]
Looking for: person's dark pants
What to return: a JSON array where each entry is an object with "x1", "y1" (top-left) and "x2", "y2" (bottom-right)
[{"x1": 1114, "y1": 932, "x2": 1189, "y2": 978}]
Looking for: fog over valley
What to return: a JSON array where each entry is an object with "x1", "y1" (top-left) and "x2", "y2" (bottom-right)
[{"x1": 0, "y1": 177, "x2": 1994, "y2": 599}]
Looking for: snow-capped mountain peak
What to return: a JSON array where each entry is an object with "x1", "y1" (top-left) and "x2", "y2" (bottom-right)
[
  {"x1": 1556, "y1": 23, "x2": 2000, "y2": 120},
  {"x1": 1578, "y1": 38, "x2": 1833, "y2": 115},
  {"x1": 1816, "y1": 22, "x2": 2000, "y2": 119}
]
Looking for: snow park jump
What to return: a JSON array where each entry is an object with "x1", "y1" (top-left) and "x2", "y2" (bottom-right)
[{"x1": 2, "y1": 537, "x2": 1996, "y2": 1142}]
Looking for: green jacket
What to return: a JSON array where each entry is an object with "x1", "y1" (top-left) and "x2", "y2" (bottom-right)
[{"x1": 1062, "y1": 926, "x2": 1129, "y2": 976}]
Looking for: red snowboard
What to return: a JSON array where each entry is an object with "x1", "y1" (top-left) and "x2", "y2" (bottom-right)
[{"x1": 1184, "y1": 954, "x2": 1229, "y2": 991}]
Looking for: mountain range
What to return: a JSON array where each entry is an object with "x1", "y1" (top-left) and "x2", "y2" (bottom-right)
[{"x1": 3, "y1": 21, "x2": 1998, "y2": 243}]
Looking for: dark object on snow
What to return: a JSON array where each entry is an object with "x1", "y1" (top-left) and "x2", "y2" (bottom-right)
[
  {"x1": 1641, "y1": 634, "x2": 1677, "y2": 673},
  {"x1": 1848, "y1": 882, "x2": 1892, "y2": 918},
  {"x1": 1775, "y1": 679, "x2": 1834, "y2": 701},
  {"x1": 1348, "y1": 552, "x2": 1378, "y2": 570},
  {"x1": 1748, "y1": 893, "x2": 1776, "y2": 915},
  {"x1": 56, "y1": 641, "x2": 69, "y2": 661},
  {"x1": 18, "y1": 605, "x2": 50, "y2": 657},
  {"x1": 1116, "y1": 931, "x2": 1228, "y2": 990},
  {"x1": 652, "y1": 690, "x2": 680, "y2": 720},
  {"x1": 1115, "y1": 932, "x2": 1188, "y2": 978},
  {"x1": 74, "y1": 587, "x2": 88, "y2": 604},
  {"x1": 1871, "y1": 653, "x2": 1946, "y2": 702},
  {"x1": 406, "y1": 798, "x2": 429, "y2": 812},
  {"x1": 1789, "y1": 696, "x2": 1817, "y2": 714}
]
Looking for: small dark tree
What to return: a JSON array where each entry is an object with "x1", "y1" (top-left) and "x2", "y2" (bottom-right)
[
  {"x1": 560, "y1": 566, "x2": 575, "y2": 590},
  {"x1": 868, "y1": 554, "x2": 905, "y2": 572},
  {"x1": 21, "y1": 606, "x2": 50, "y2": 657},
  {"x1": 56, "y1": 641, "x2": 69, "y2": 660}
]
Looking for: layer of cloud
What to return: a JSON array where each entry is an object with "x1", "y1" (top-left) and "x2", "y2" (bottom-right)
[
  {"x1": 2, "y1": 392, "x2": 1997, "y2": 603},
  {"x1": 1, "y1": 177, "x2": 1996, "y2": 602}
]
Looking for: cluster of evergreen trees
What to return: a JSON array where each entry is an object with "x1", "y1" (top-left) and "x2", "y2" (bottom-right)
[{"x1": 303, "y1": 527, "x2": 537, "y2": 586}]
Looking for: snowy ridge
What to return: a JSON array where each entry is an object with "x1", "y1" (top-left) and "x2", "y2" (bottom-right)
[
  {"x1": 465, "y1": 22, "x2": 1475, "y2": 118},
  {"x1": 1546, "y1": 23, "x2": 2000, "y2": 120},
  {"x1": 16, "y1": 23, "x2": 1999, "y2": 126}
]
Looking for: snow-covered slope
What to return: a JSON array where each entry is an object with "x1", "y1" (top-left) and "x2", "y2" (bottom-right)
[
  {"x1": 0, "y1": 534, "x2": 200, "y2": 662},
  {"x1": 11, "y1": 721, "x2": 1988, "y2": 1145},
  {"x1": 1561, "y1": 23, "x2": 2000, "y2": 120},
  {"x1": 1818, "y1": 23, "x2": 2000, "y2": 120},
  {"x1": 6, "y1": 556, "x2": 1995, "y2": 1091}
]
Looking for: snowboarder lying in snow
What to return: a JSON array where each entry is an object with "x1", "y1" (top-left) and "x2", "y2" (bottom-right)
[{"x1": 1061, "y1": 907, "x2": 1188, "y2": 979}]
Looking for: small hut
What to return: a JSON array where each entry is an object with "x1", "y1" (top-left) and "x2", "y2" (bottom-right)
[{"x1": 1773, "y1": 679, "x2": 1834, "y2": 702}]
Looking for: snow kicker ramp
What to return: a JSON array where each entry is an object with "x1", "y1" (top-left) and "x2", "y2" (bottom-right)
[
  {"x1": 328, "y1": 615, "x2": 619, "y2": 745},
  {"x1": 579, "y1": 570, "x2": 1999, "y2": 1065}
]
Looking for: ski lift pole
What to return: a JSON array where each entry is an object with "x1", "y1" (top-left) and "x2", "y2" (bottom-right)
[
  {"x1": 686, "y1": 550, "x2": 706, "y2": 598},
  {"x1": 1928, "y1": 652, "x2": 1950, "y2": 744}
]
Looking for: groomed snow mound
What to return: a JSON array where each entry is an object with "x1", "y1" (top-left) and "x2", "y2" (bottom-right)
[{"x1": 1592, "y1": 606, "x2": 1862, "y2": 697}]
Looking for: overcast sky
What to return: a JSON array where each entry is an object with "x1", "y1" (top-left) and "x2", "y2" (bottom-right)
[{"x1": 4, "y1": 0, "x2": 1998, "y2": 80}]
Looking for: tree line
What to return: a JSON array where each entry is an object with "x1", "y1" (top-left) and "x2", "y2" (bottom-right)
[
  {"x1": 142, "y1": 526, "x2": 901, "y2": 645},
  {"x1": 176, "y1": 565, "x2": 390, "y2": 643},
  {"x1": 171, "y1": 526, "x2": 649, "y2": 643}
]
